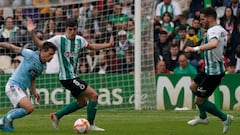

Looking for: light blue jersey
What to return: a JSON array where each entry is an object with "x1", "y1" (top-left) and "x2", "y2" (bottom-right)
[{"x1": 8, "y1": 48, "x2": 46, "y2": 90}]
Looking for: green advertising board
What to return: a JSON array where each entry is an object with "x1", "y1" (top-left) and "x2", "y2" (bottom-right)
[
  {"x1": 156, "y1": 74, "x2": 240, "y2": 110},
  {"x1": 0, "y1": 74, "x2": 135, "y2": 109},
  {"x1": 1, "y1": 74, "x2": 240, "y2": 110}
]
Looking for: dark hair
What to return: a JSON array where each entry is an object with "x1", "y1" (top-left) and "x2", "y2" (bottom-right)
[
  {"x1": 128, "y1": 18, "x2": 134, "y2": 25},
  {"x1": 159, "y1": 30, "x2": 168, "y2": 35},
  {"x1": 193, "y1": 16, "x2": 200, "y2": 21},
  {"x1": 114, "y1": 2, "x2": 122, "y2": 7},
  {"x1": 179, "y1": 14, "x2": 187, "y2": 20},
  {"x1": 189, "y1": 27, "x2": 197, "y2": 34},
  {"x1": 4, "y1": 16, "x2": 13, "y2": 24},
  {"x1": 202, "y1": 7, "x2": 217, "y2": 19},
  {"x1": 200, "y1": 8, "x2": 205, "y2": 15},
  {"x1": 65, "y1": 18, "x2": 78, "y2": 27},
  {"x1": 72, "y1": 4, "x2": 80, "y2": 9},
  {"x1": 12, "y1": 59, "x2": 21, "y2": 63},
  {"x1": 178, "y1": 26, "x2": 186, "y2": 31},
  {"x1": 107, "y1": 47, "x2": 116, "y2": 53},
  {"x1": 171, "y1": 43, "x2": 179, "y2": 48},
  {"x1": 221, "y1": 6, "x2": 235, "y2": 24},
  {"x1": 41, "y1": 42, "x2": 57, "y2": 52},
  {"x1": 227, "y1": 61, "x2": 236, "y2": 67},
  {"x1": 162, "y1": 12, "x2": 173, "y2": 20},
  {"x1": 236, "y1": 44, "x2": 240, "y2": 58}
]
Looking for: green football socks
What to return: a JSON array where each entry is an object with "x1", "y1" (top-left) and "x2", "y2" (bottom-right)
[
  {"x1": 198, "y1": 100, "x2": 227, "y2": 121},
  {"x1": 197, "y1": 105, "x2": 207, "y2": 119},
  {"x1": 55, "y1": 101, "x2": 81, "y2": 119},
  {"x1": 87, "y1": 101, "x2": 97, "y2": 125}
]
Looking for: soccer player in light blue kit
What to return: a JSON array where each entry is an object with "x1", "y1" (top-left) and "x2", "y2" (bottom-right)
[
  {"x1": 0, "y1": 42, "x2": 57, "y2": 132},
  {"x1": 27, "y1": 18, "x2": 114, "y2": 131}
]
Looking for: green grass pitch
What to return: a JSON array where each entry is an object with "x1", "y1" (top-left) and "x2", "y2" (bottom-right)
[{"x1": 0, "y1": 109, "x2": 239, "y2": 135}]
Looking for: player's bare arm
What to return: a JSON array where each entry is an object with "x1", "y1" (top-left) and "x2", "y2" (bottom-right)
[
  {"x1": 27, "y1": 19, "x2": 44, "y2": 48},
  {"x1": 88, "y1": 35, "x2": 114, "y2": 50},
  {"x1": 30, "y1": 79, "x2": 41, "y2": 103},
  {"x1": 185, "y1": 38, "x2": 218, "y2": 53},
  {"x1": 0, "y1": 42, "x2": 21, "y2": 53},
  {"x1": 199, "y1": 38, "x2": 218, "y2": 51}
]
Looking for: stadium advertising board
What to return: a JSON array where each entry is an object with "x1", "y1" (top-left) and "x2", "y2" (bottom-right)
[
  {"x1": 156, "y1": 74, "x2": 240, "y2": 110},
  {"x1": 0, "y1": 74, "x2": 240, "y2": 110}
]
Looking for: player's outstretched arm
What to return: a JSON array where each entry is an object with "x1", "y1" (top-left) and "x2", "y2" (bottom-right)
[
  {"x1": 0, "y1": 42, "x2": 21, "y2": 53},
  {"x1": 88, "y1": 35, "x2": 114, "y2": 50},
  {"x1": 27, "y1": 19, "x2": 44, "y2": 48}
]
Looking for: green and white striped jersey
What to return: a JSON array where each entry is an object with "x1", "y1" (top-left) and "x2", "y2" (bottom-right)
[
  {"x1": 203, "y1": 25, "x2": 227, "y2": 75},
  {"x1": 47, "y1": 35, "x2": 89, "y2": 80}
]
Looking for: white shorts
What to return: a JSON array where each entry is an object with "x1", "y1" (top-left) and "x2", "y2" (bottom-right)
[{"x1": 5, "y1": 83, "x2": 27, "y2": 108}]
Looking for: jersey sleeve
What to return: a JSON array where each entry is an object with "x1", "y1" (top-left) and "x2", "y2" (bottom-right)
[
  {"x1": 21, "y1": 48, "x2": 34, "y2": 59},
  {"x1": 47, "y1": 35, "x2": 60, "y2": 47},
  {"x1": 207, "y1": 28, "x2": 219, "y2": 41},
  {"x1": 77, "y1": 35, "x2": 90, "y2": 48},
  {"x1": 155, "y1": 3, "x2": 162, "y2": 17},
  {"x1": 173, "y1": 1, "x2": 182, "y2": 16}
]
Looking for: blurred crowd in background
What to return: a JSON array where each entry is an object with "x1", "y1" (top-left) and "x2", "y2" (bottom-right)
[{"x1": 0, "y1": 0, "x2": 240, "y2": 75}]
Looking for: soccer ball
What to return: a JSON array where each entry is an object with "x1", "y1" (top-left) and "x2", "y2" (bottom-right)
[{"x1": 73, "y1": 118, "x2": 90, "y2": 134}]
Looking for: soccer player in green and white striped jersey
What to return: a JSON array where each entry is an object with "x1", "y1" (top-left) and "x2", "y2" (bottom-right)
[
  {"x1": 27, "y1": 18, "x2": 114, "y2": 132},
  {"x1": 184, "y1": 7, "x2": 233, "y2": 134}
]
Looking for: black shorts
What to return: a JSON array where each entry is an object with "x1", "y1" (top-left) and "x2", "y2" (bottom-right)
[
  {"x1": 193, "y1": 71, "x2": 225, "y2": 98},
  {"x1": 60, "y1": 77, "x2": 88, "y2": 99}
]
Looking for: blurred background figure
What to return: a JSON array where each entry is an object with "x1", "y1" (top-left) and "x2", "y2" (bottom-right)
[
  {"x1": 86, "y1": 50, "x2": 99, "y2": 73},
  {"x1": 43, "y1": 18, "x2": 58, "y2": 39},
  {"x1": 77, "y1": 60, "x2": 89, "y2": 74},
  {"x1": 225, "y1": 61, "x2": 236, "y2": 74},
  {"x1": 155, "y1": 59, "x2": 173, "y2": 74},
  {"x1": 4, "y1": 57, "x2": 21, "y2": 74},
  {"x1": 173, "y1": 53, "x2": 197, "y2": 74},
  {"x1": 96, "y1": 52, "x2": 109, "y2": 74},
  {"x1": 163, "y1": 43, "x2": 180, "y2": 72},
  {"x1": 0, "y1": 8, "x2": 5, "y2": 29},
  {"x1": 24, "y1": 30, "x2": 43, "y2": 51},
  {"x1": 108, "y1": 2, "x2": 129, "y2": 31},
  {"x1": 0, "y1": 16, "x2": 18, "y2": 43},
  {"x1": 106, "y1": 48, "x2": 119, "y2": 73},
  {"x1": 115, "y1": 30, "x2": 132, "y2": 58},
  {"x1": 124, "y1": 45, "x2": 134, "y2": 73},
  {"x1": 155, "y1": 0, "x2": 182, "y2": 24}
]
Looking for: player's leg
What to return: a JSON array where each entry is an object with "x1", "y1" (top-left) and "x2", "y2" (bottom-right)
[
  {"x1": 83, "y1": 85, "x2": 105, "y2": 131},
  {"x1": 188, "y1": 85, "x2": 208, "y2": 125},
  {"x1": 197, "y1": 74, "x2": 229, "y2": 120},
  {"x1": 83, "y1": 85, "x2": 98, "y2": 125},
  {"x1": 50, "y1": 101, "x2": 82, "y2": 129},
  {"x1": 189, "y1": 73, "x2": 224, "y2": 126},
  {"x1": 0, "y1": 117, "x2": 3, "y2": 129},
  {"x1": 194, "y1": 96, "x2": 233, "y2": 133},
  {"x1": 50, "y1": 78, "x2": 86, "y2": 129},
  {"x1": 188, "y1": 73, "x2": 208, "y2": 125},
  {"x1": 190, "y1": 80, "x2": 208, "y2": 119},
  {"x1": 53, "y1": 101, "x2": 82, "y2": 120},
  {"x1": 7, "y1": 97, "x2": 33, "y2": 120},
  {"x1": 190, "y1": 73, "x2": 233, "y2": 133},
  {"x1": 1, "y1": 85, "x2": 29, "y2": 132}
]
